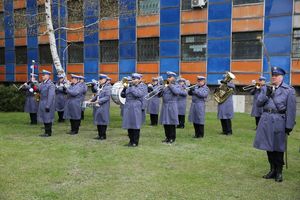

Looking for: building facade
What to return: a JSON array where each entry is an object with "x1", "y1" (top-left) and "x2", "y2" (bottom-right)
[{"x1": 0, "y1": 0, "x2": 299, "y2": 85}]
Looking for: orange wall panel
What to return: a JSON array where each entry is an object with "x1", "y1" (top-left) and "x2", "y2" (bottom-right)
[
  {"x1": 105, "y1": 73, "x2": 119, "y2": 83},
  {"x1": 14, "y1": 0, "x2": 26, "y2": 9},
  {"x1": 100, "y1": 63, "x2": 119, "y2": 73},
  {"x1": 137, "y1": 26, "x2": 159, "y2": 38},
  {"x1": 14, "y1": 28, "x2": 27, "y2": 37},
  {"x1": 15, "y1": 65, "x2": 27, "y2": 73},
  {"x1": 15, "y1": 37, "x2": 27, "y2": 46},
  {"x1": 137, "y1": 15, "x2": 159, "y2": 26},
  {"x1": 181, "y1": 73, "x2": 206, "y2": 84},
  {"x1": 100, "y1": 29, "x2": 118, "y2": 40},
  {"x1": 0, "y1": 3, "x2": 3, "y2": 11},
  {"x1": 67, "y1": 64, "x2": 84, "y2": 74},
  {"x1": 141, "y1": 73, "x2": 159, "y2": 83},
  {"x1": 232, "y1": 60, "x2": 261, "y2": 72},
  {"x1": 0, "y1": 66, "x2": 5, "y2": 81},
  {"x1": 232, "y1": 18, "x2": 263, "y2": 32},
  {"x1": 181, "y1": 10, "x2": 207, "y2": 22},
  {"x1": 295, "y1": 1, "x2": 300, "y2": 14},
  {"x1": 181, "y1": 62, "x2": 206, "y2": 73},
  {"x1": 234, "y1": 73, "x2": 260, "y2": 85},
  {"x1": 181, "y1": 22, "x2": 207, "y2": 35},
  {"x1": 292, "y1": 60, "x2": 300, "y2": 71},
  {"x1": 100, "y1": 19, "x2": 119, "y2": 29},
  {"x1": 15, "y1": 74, "x2": 28, "y2": 82},
  {"x1": 291, "y1": 73, "x2": 300, "y2": 85},
  {"x1": 0, "y1": 39, "x2": 5, "y2": 46},
  {"x1": 137, "y1": 63, "x2": 159, "y2": 73},
  {"x1": 67, "y1": 31, "x2": 84, "y2": 42},
  {"x1": 68, "y1": 22, "x2": 84, "y2": 29},
  {"x1": 0, "y1": 31, "x2": 4, "y2": 38},
  {"x1": 232, "y1": 4, "x2": 264, "y2": 18},
  {"x1": 38, "y1": 35, "x2": 49, "y2": 44}
]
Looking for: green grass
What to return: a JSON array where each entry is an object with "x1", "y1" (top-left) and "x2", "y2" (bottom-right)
[{"x1": 0, "y1": 106, "x2": 300, "y2": 200}]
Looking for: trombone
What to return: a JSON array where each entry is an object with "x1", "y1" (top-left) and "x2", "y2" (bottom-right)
[{"x1": 242, "y1": 82, "x2": 266, "y2": 91}]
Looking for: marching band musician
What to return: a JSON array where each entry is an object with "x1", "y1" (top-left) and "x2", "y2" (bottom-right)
[
  {"x1": 120, "y1": 76, "x2": 132, "y2": 118},
  {"x1": 121, "y1": 73, "x2": 145, "y2": 147},
  {"x1": 188, "y1": 76, "x2": 209, "y2": 138},
  {"x1": 253, "y1": 67, "x2": 296, "y2": 182},
  {"x1": 250, "y1": 76, "x2": 266, "y2": 129},
  {"x1": 91, "y1": 74, "x2": 111, "y2": 140},
  {"x1": 23, "y1": 73, "x2": 39, "y2": 125},
  {"x1": 55, "y1": 74, "x2": 67, "y2": 123},
  {"x1": 64, "y1": 74, "x2": 83, "y2": 135},
  {"x1": 79, "y1": 76, "x2": 88, "y2": 120},
  {"x1": 138, "y1": 74, "x2": 148, "y2": 125},
  {"x1": 147, "y1": 77, "x2": 160, "y2": 126},
  {"x1": 159, "y1": 71, "x2": 182, "y2": 144},
  {"x1": 106, "y1": 77, "x2": 112, "y2": 85},
  {"x1": 177, "y1": 78, "x2": 188, "y2": 129},
  {"x1": 217, "y1": 77, "x2": 235, "y2": 136},
  {"x1": 37, "y1": 70, "x2": 56, "y2": 137}
]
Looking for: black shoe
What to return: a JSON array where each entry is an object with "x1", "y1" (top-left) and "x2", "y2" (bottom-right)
[
  {"x1": 94, "y1": 136, "x2": 101, "y2": 140},
  {"x1": 128, "y1": 143, "x2": 137, "y2": 147},
  {"x1": 262, "y1": 165, "x2": 276, "y2": 179},
  {"x1": 69, "y1": 132, "x2": 78, "y2": 135},
  {"x1": 162, "y1": 138, "x2": 169, "y2": 143},
  {"x1": 193, "y1": 135, "x2": 200, "y2": 138},
  {"x1": 30, "y1": 122, "x2": 37, "y2": 125},
  {"x1": 167, "y1": 139, "x2": 175, "y2": 144},
  {"x1": 176, "y1": 125, "x2": 184, "y2": 129},
  {"x1": 275, "y1": 165, "x2": 283, "y2": 182},
  {"x1": 99, "y1": 136, "x2": 106, "y2": 140},
  {"x1": 66, "y1": 131, "x2": 73, "y2": 134},
  {"x1": 39, "y1": 133, "x2": 50, "y2": 137}
]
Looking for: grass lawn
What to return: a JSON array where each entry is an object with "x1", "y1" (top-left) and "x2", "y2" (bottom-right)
[{"x1": 0, "y1": 106, "x2": 299, "y2": 200}]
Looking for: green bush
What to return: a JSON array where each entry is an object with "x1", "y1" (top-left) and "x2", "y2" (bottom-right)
[{"x1": 0, "y1": 84, "x2": 26, "y2": 112}]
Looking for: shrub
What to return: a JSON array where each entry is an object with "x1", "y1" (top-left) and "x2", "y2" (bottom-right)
[{"x1": 0, "y1": 84, "x2": 26, "y2": 112}]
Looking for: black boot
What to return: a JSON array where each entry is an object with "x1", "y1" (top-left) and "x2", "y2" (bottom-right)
[
  {"x1": 275, "y1": 165, "x2": 283, "y2": 182},
  {"x1": 58, "y1": 111, "x2": 65, "y2": 122},
  {"x1": 262, "y1": 164, "x2": 276, "y2": 179}
]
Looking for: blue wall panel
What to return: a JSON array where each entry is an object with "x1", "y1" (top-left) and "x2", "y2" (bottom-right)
[
  {"x1": 264, "y1": 16, "x2": 293, "y2": 35},
  {"x1": 265, "y1": 0, "x2": 293, "y2": 16},
  {"x1": 27, "y1": 0, "x2": 38, "y2": 78},
  {"x1": 160, "y1": 0, "x2": 180, "y2": 76},
  {"x1": 263, "y1": 0, "x2": 293, "y2": 84},
  {"x1": 59, "y1": 0, "x2": 67, "y2": 72},
  {"x1": 207, "y1": 0, "x2": 232, "y2": 84},
  {"x1": 84, "y1": 0, "x2": 99, "y2": 81},
  {"x1": 4, "y1": 0, "x2": 15, "y2": 81},
  {"x1": 119, "y1": 0, "x2": 136, "y2": 79}
]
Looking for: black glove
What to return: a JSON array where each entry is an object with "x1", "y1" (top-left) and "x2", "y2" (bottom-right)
[
  {"x1": 188, "y1": 89, "x2": 194, "y2": 96},
  {"x1": 266, "y1": 86, "x2": 273, "y2": 97},
  {"x1": 285, "y1": 128, "x2": 292, "y2": 135},
  {"x1": 220, "y1": 80, "x2": 225, "y2": 84},
  {"x1": 45, "y1": 108, "x2": 50, "y2": 113}
]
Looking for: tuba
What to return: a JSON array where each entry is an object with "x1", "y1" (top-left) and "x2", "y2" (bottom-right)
[{"x1": 213, "y1": 72, "x2": 235, "y2": 104}]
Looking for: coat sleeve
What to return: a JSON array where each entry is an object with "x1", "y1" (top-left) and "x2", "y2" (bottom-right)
[
  {"x1": 285, "y1": 88, "x2": 297, "y2": 129},
  {"x1": 128, "y1": 86, "x2": 144, "y2": 98},
  {"x1": 256, "y1": 86, "x2": 268, "y2": 107},
  {"x1": 46, "y1": 84, "x2": 55, "y2": 109},
  {"x1": 98, "y1": 87, "x2": 111, "y2": 105},
  {"x1": 67, "y1": 86, "x2": 80, "y2": 97},
  {"x1": 227, "y1": 82, "x2": 235, "y2": 89},
  {"x1": 168, "y1": 84, "x2": 181, "y2": 96},
  {"x1": 178, "y1": 87, "x2": 187, "y2": 96},
  {"x1": 194, "y1": 86, "x2": 209, "y2": 98}
]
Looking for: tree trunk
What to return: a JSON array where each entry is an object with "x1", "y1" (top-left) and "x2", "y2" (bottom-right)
[{"x1": 45, "y1": 0, "x2": 64, "y2": 76}]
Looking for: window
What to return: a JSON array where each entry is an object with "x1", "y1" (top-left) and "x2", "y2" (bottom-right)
[
  {"x1": 37, "y1": 5, "x2": 46, "y2": 25},
  {"x1": 181, "y1": 0, "x2": 191, "y2": 10},
  {"x1": 292, "y1": 29, "x2": 300, "y2": 58},
  {"x1": 39, "y1": 44, "x2": 53, "y2": 64},
  {"x1": 137, "y1": 37, "x2": 159, "y2": 62},
  {"x1": 232, "y1": 32, "x2": 262, "y2": 60},
  {"x1": 233, "y1": 0, "x2": 263, "y2": 5},
  {"x1": 100, "y1": 0, "x2": 118, "y2": 19},
  {"x1": 15, "y1": 46, "x2": 27, "y2": 64},
  {"x1": 68, "y1": 0, "x2": 83, "y2": 22},
  {"x1": 0, "y1": 47, "x2": 5, "y2": 65},
  {"x1": 100, "y1": 40, "x2": 119, "y2": 63},
  {"x1": 138, "y1": 0, "x2": 159, "y2": 15},
  {"x1": 68, "y1": 42, "x2": 84, "y2": 63},
  {"x1": 181, "y1": 35, "x2": 206, "y2": 61},
  {"x1": 14, "y1": 8, "x2": 27, "y2": 29},
  {"x1": 0, "y1": 12, "x2": 4, "y2": 30}
]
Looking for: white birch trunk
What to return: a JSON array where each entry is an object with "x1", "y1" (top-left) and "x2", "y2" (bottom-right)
[{"x1": 45, "y1": 0, "x2": 65, "y2": 75}]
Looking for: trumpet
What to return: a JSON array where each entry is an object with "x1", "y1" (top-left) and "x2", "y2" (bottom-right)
[
  {"x1": 122, "y1": 77, "x2": 133, "y2": 88},
  {"x1": 243, "y1": 82, "x2": 266, "y2": 91},
  {"x1": 144, "y1": 78, "x2": 168, "y2": 100}
]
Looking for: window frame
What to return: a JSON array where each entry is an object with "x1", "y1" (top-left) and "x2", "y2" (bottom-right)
[
  {"x1": 68, "y1": 42, "x2": 84, "y2": 64},
  {"x1": 39, "y1": 44, "x2": 53, "y2": 64},
  {"x1": 15, "y1": 46, "x2": 28, "y2": 65},
  {"x1": 137, "y1": 37, "x2": 159, "y2": 62},
  {"x1": 181, "y1": 34, "x2": 207, "y2": 62},
  {"x1": 100, "y1": 40, "x2": 119, "y2": 63}
]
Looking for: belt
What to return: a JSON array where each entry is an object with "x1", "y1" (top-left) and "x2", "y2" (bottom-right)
[{"x1": 263, "y1": 109, "x2": 286, "y2": 114}]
